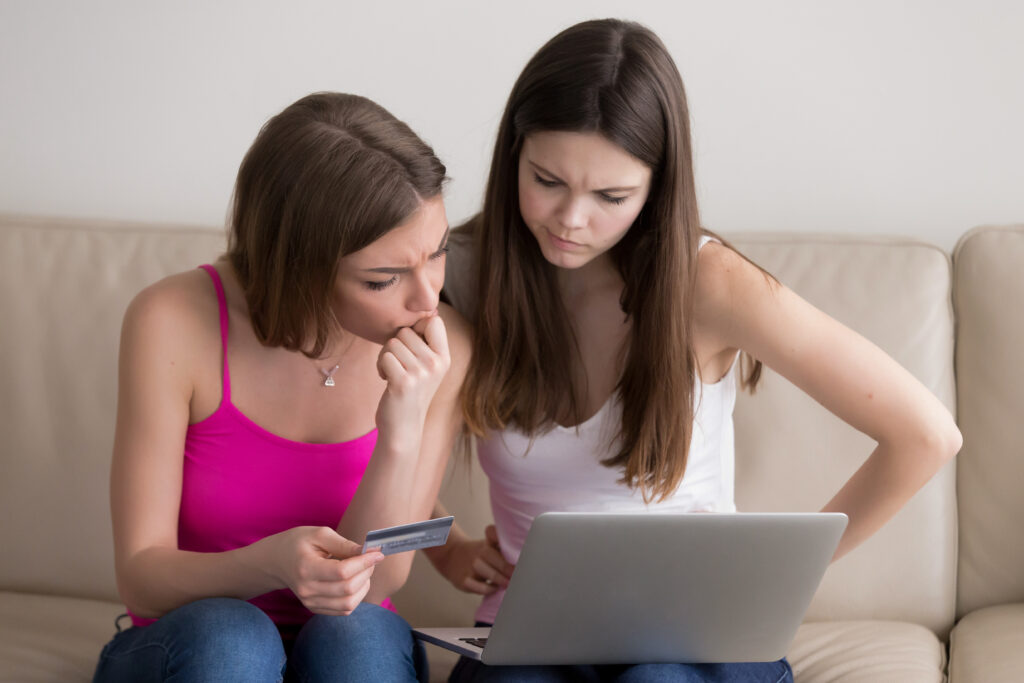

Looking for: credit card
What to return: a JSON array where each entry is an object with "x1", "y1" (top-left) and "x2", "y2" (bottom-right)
[{"x1": 362, "y1": 515, "x2": 454, "y2": 556}]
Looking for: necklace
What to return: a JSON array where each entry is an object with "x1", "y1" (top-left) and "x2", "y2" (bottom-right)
[{"x1": 317, "y1": 363, "x2": 341, "y2": 387}]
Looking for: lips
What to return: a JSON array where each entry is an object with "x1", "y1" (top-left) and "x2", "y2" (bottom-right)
[{"x1": 547, "y1": 230, "x2": 582, "y2": 250}]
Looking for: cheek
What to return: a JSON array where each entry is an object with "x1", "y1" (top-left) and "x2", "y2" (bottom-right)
[
  {"x1": 333, "y1": 288, "x2": 389, "y2": 330},
  {"x1": 429, "y1": 261, "x2": 445, "y2": 293},
  {"x1": 518, "y1": 181, "x2": 548, "y2": 226},
  {"x1": 595, "y1": 209, "x2": 641, "y2": 245}
]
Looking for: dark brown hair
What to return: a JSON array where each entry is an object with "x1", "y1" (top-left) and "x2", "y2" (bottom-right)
[
  {"x1": 462, "y1": 19, "x2": 764, "y2": 501},
  {"x1": 228, "y1": 92, "x2": 446, "y2": 357}
]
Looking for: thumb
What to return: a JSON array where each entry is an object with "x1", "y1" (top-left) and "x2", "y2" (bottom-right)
[
  {"x1": 320, "y1": 531, "x2": 365, "y2": 560},
  {"x1": 485, "y1": 524, "x2": 500, "y2": 546}
]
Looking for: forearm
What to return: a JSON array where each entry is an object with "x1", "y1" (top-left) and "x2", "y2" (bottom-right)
[
  {"x1": 421, "y1": 501, "x2": 464, "y2": 572},
  {"x1": 822, "y1": 427, "x2": 960, "y2": 561},
  {"x1": 115, "y1": 540, "x2": 283, "y2": 619},
  {"x1": 345, "y1": 415, "x2": 467, "y2": 602}
]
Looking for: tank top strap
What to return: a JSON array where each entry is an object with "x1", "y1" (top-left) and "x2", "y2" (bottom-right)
[{"x1": 198, "y1": 264, "x2": 232, "y2": 403}]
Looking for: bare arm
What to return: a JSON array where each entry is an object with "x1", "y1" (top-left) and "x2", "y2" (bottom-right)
[
  {"x1": 695, "y1": 243, "x2": 962, "y2": 561},
  {"x1": 423, "y1": 503, "x2": 515, "y2": 595},
  {"x1": 111, "y1": 277, "x2": 382, "y2": 618},
  {"x1": 339, "y1": 303, "x2": 473, "y2": 602}
]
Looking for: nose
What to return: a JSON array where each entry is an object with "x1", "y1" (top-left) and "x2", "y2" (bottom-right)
[
  {"x1": 557, "y1": 195, "x2": 588, "y2": 231},
  {"x1": 406, "y1": 268, "x2": 440, "y2": 315}
]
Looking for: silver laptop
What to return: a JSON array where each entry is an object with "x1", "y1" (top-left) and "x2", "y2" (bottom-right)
[{"x1": 414, "y1": 511, "x2": 847, "y2": 665}]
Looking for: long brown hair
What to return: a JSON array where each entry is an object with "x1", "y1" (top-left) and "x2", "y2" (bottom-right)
[
  {"x1": 461, "y1": 19, "x2": 763, "y2": 501},
  {"x1": 228, "y1": 92, "x2": 446, "y2": 358}
]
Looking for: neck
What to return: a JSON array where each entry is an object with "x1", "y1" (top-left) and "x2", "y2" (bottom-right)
[{"x1": 556, "y1": 253, "x2": 622, "y2": 310}]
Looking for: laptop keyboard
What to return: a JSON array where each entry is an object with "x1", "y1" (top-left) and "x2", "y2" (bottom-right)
[{"x1": 459, "y1": 637, "x2": 488, "y2": 648}]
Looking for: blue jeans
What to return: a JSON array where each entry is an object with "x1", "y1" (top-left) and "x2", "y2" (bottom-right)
[
  {"x1": 91, "y1": 598, "x2": 427, "y2": 682},
  {"x1": 449, "y1": 658, "x2": 792, "y2": 682},
  {"x1": 448, "y1": 622, "x2": 792, "y2": 683}
]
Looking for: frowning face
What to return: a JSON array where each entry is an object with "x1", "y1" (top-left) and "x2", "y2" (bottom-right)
[
  {"x1": 332, "y1": 196, "x2": 449, "y2": 345},
  {"x1": 518, "y1": 131, "x2": 652, "y2": 271}
]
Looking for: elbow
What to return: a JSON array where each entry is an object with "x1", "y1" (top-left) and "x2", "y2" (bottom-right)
[
  {"x1": 115, "y1": 561, "x2": 168, "y2": 620},
  {"x1": 885, "y1": 410, "x2": 962, "y2": 473},
  {"x1": 943, "y1": 420, "x2": 963, "y2": 462},
  {"x1": 918, "y1": 412, "x2": 962, "y2": 468},
  {"x1": 116, "y1": 580, "x2": 161, "y2": 620}
]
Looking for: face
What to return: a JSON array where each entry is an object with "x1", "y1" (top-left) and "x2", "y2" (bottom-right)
[
  {"x1": 332, "y1": 196, "x2": 449, "y2": 345},
  {"x1": 518, "y1": 131, "x2": 652, "y2": 270}
]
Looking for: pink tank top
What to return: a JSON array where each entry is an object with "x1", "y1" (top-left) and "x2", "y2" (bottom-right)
[{"x1": 131, "y1": 264, "x2": 389, "y2": 627}]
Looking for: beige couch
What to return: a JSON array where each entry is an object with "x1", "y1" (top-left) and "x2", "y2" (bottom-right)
[{"x1": 1, "y1": 213, "x2": 1021, "y2": 682}]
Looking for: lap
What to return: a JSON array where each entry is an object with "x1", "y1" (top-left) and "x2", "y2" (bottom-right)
[
  {"x1": 92, "y1": 598, "x2": 426, "y2": 683},
  {"x1": 449, "y1": 656, "x2": 793, "y2": 683},
  {"x1": 92, "y1": 598, "x2": 284, "y2": 683}
]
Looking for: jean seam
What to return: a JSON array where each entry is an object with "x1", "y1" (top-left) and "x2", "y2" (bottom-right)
[{"x1": 772, "y1": 663, "x2": 792, "y2": 683}]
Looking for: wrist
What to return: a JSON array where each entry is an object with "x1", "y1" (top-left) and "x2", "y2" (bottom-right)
[
  {"x1": 423, "y1": 538, "x2": 454, "y2": 570},
  {"x1": 375, "y1": 423, "x2": 425, "y2": 457},
  {"x1": 239, "y1": 535, "x2": 286, "y2": 590}
]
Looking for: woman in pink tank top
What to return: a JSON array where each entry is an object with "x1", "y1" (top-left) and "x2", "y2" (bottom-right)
[{"x1": 92, "y1": 92, "x2": 471, "y2": 683}]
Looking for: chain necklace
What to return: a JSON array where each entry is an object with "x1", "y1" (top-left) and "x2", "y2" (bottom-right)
[{"x1": 317, "y1": 363, "x2": 341, "y2": 387}]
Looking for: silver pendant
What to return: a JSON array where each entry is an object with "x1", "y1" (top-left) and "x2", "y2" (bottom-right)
[{"x1": 324, "y1": 376, "x2": 335, "y2": 387}]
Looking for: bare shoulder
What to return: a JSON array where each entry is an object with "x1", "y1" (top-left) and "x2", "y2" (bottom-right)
[
  {"x1": 694, "y1": 241, "x2": 778, "y2": 347},
  {"x1": 121, "y1": 268, "x2": 220, "y2": 369}
]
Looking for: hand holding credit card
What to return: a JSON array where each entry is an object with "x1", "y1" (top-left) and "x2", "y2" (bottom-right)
[{"x1": 362, "y1": 515, "x2": 454, "y2": 556}]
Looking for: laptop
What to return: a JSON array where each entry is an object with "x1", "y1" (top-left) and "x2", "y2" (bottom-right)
[{"x1": 413, "y1": 511, "x2": 847, "y2": 665}]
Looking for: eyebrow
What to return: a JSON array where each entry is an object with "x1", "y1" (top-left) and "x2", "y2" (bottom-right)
[
  {"x1": 529, "y1": 161, "x2": 641, "y2": 193},
  {"x1": 364, "y1": 226, "x2": 450, "y2": 274}
]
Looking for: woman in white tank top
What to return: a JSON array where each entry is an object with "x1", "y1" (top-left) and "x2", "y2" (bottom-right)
[{"x1": 426, "y1": 19, "x2": 961, "y2": 683}]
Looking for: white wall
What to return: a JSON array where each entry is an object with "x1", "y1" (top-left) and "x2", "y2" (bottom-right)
[{"x1": 1, "y1": 0, "x2": 1021, "y2": 250}]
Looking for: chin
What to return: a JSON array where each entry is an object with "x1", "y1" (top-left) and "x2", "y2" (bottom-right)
[{"x1": 540, "y1": 248, "x2": 588, "y2": 270}]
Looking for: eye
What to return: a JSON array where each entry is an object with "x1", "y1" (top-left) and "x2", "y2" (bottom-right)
[
  {"x1": 364, "y1": 276, "x2": 398, "y2": 291},
  {"x1": 430, "y1": 245, "x2": 450, "y2": 261},
  {"x1": 600, "y1": 193, "x2": 628, "y2": 206},
  {"x1": 533, "y1": 173, "x2": 558, "y2": 188}
]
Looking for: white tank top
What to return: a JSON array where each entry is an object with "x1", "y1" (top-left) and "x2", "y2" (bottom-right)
[{"x1": 475, "y1": 236, "x2": 737, "y2": 624}]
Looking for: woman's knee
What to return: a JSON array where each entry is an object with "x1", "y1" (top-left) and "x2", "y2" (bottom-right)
[
  {"x1": 94, "y1": 599, "x2": 285, "y2": 682},
  {"x1": 164, "y1": 598, "x2": 284, "y2": 674},
  {"x1": 290, "y1": 603, "x2": 423, "y2": 681},
  {"x1": 301, "y1": 602, "x2": 413, "y2": 647}
]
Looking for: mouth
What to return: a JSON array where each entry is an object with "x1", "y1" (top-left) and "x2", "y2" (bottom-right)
[{"x1": 547, "y1": 230, "x2": 582, "y2": 250}]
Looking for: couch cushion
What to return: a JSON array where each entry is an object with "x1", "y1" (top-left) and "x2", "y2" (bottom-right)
[
  {"x1": 0, "y1": 215, "x2": 226, "y2": 601},
  {"x1": 730, "y1": 234, "x2": 957, "y2": 636},
  {"x1": 789, "y1": 621, "x2": 945, "y2": 683},
  {"x1": 948, "y1": 603, "x2": 1024, "y2": 683},
  {"x1": 952, "y1": 225, "x2": 1024, "y2": 617},
  {"x1": 0, "y1": 591, "x2": 124, "y2": 683}
]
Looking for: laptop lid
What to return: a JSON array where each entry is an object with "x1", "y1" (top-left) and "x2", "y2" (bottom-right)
[{"x1": 473, "y1": 511, "x2": 846, "y2": 665}]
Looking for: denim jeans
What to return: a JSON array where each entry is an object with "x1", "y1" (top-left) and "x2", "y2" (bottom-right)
[
  {"x1": 91, "y1": 597, "x2": 427, "y2": 682},
  {"x1": 449, "y1": 658, "x2": 792, "y2": 683},
  {"x1": 448, "y1": 623, "x2": 792, "y2": 683}
]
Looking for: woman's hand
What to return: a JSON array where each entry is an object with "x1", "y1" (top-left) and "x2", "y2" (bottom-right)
[
  {"x1": 259, "y1": 526, "x2": 385, "y2": 616},
  {"x1": 434, "y1": 525, "x2": 515, "y2": 595},
  {"x1": 375, "y1": 314, "x2": 451, "y2": 449}
]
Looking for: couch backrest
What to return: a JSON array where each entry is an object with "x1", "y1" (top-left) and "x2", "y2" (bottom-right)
[
  {"x1": 0, "y1": 215, "x2": 225, "y2": 602},
  {"x1": 398, "y1": 231, "x2": 959, "y2": 637},
  {"x1": 731, "y1": 235, "x2": 958, "y2": 637},
  {"x1": 953, "y1": 225, "x2": 1024, "y2": 618}
]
